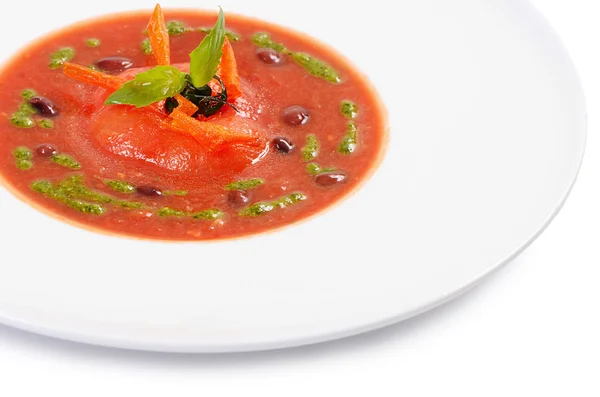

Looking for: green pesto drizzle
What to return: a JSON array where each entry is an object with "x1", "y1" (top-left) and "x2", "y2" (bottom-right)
[
  {"x1": 21, "y1": 89, "x2": 37, "y2": 101},
  {"x1": 306, "y1": 163, "x2": 336, "y2": 176},
  {"x1": 158, "y1": 207, "x2": 224, "y2": 219},
  {"x1": 192, "y1": 209, "x2": 225, "y2": 220},
  {"x1": 163, "y1": 190, "x2": 188, "y2": 196},
  {"x1": 159, "y1": 22, "x2": 240, "y2": 41},
  {"x1": 86, "y1": 38, "x2": 101, "y2": 47},
  {"x1": 38, "y1": 119, "x2": 54, "y2": 129},
  {"x1": 291, "y1": 53, "x2": 341, "y2": 84},
  {"x1": 31, "y1": 175, "x2": 143, "y2": 215},
  {"x1": 104, "y1": 180, "x2": 187, "y2": 196},
  {"x1": 239, "y1": 192, "x2": 306, "y2": 217},
  {"x1": 13, "y1": 147, "x2": 33, "y2": 170},
  {"x1": 105, "y1": 180, "x2": 136, "y2": 194},
  {"x1": 306, "y1": 163, "x2": 321, "y2": 176},
  {"x1": 166, "y1": 20, "x2": 189, "y2": 36},
  {"x1": 141, "y1": 38, "x2": 153, "y2": 55},
  {"x1": 19, "y1": 102, "x2": 36, "y2": 114},
  {"x1": 341, "y1": 100, "x2": 358, "y2": 119},
  {"x1": 225, "y1": 178, "x2": 264, "y2": 191},
  {"x1": 49, "y1": 47, "x2": 75, "y2": 69},
  {"x1": 158, "y1": 207, "x2": 187, "y2": 217},
  {"x1": 50, "y1": 153, "x2": 81, "y2": 170},
  {"x1": 31, "y1": 179, "x2": 105, "y2": 216},
  {"x1": 301, "y1": 134, "x2": 319, "y2": 162},
  {"x1": 251, "y1": 33, "x2": 341, "y2": 83},
  {"x1": 118, "y1": 201, "x2": 145, "y2": 210},
  {"x1": 10, "y1": 102, "x2": 36, "y2": 128},
  {"x1": 338, "y1": 121, "x2": 358, "y2": 154},
  {"x1": 252, "y1": 32, "x2": 287, "y2": 53},
  {"x1": 11, "y1": 90, "x2": 58, "y2": 129},
  {"x1": 225, "y1": 31, "x2": 241, "y2": 42},
  {"x1": 55, "y1": 175, "x2": 111, "y2": 203}
]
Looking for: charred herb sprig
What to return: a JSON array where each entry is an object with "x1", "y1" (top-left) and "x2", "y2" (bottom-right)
[{"x1": 165, "y1": 76, "x2": 236, "y2": 118}]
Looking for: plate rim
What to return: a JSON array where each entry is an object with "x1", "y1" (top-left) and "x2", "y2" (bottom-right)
[{"x1": 0, "y1": 0, "x2": 588, "y2": 353}]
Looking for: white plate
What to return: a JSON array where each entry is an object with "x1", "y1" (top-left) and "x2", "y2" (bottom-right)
[{"x1": 0, "y1": 0, "x2": 586, "y2": 353}]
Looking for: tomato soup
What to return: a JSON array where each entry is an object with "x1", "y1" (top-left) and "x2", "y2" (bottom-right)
[{"x1": 0, "y1": 5, "x2": 387, "y2": 241}]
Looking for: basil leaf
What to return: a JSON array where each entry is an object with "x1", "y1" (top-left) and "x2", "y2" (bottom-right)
[
  {"x1": 189, "y1": 7, "x2": 225, "y2": 88},
  {"x1": 105, "y1": 66, "x2": 187, "y2": 108}
]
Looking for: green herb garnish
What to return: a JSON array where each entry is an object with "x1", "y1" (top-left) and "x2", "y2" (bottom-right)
[
  {"x1": 338, "y1": 121, "x2": 358, "y2": 154},
  {"x1": 38, "y1": 119, "x2": 54, "y2": 129},
  {"x1": 10, "y1": 116, "x2": 35, "y2": 128},
  {"x1": 291, "y1": 53, "x2": 341, "y2": 83},
  {"x1": 192, "y1": 209, "x2": 224, "y2": 220},
  {"x1": 158, "y1": 207, "x2": 187, "y2": 217},
  {"x1": 32, "y1": 180, "x2": 105, "y2": 215},
  {"x1": 13, "y1": 147, "x2": 33, "y2": 170},
  {"x1": 225, "y1": 178, "x2": 264, "y2": 191},
  {"x1": 86, "y1": 38, "x2": 101, "y2": 47},
  {"x1": 306, "y1": 163, "x2": 336, "y2": 176},
  {"x1": 10, "y1": 101, "x2": 37, "y2": 128},
  {"x1": 18, "y1": 102, "x2": 36, "y2": 115},
  {"x1": 50, "y1": 153, "x2": 81, "y2": 170},
  {"x1": 306, "y1": 163, "x2": 321, "y2": 176},
  {"x1": 10, "y1": 113, "x2": 35, "y2": 128},
  {"x1": 341, "y1": 100, "x2": 358, "y2": 119},
  {"x1": 166, "y1": 20, "x2": 189, "y2": 36},
  {"x1": 21, "y1": 89, "x2": 37, "y2": 100},
  {"x1": 252, "y1": 32, "x2": 287, "y2": 53},
  {"x1": 31, "y1": 175, "x2": 143, "y2": 215},
  {"x1": 163, "y1": 190, "x2": 188, "y2": 196},
  {"x1": 301, "y1": 134, "x2": 319, "y2": 162},
  {"x1": 107, "y1": 7, "x2": 227, "y2": 108},
  {"x1": 141, "y1": 38, "x2": 153, "y2": 55},
  {"x1": 56, "y1": 175, "x2": 111, "y2": 203},
  {"x1": 158, "y1": 207, "x2": 223, "y2": 219},
  {"x1": 251, "y1": 33, "x2": 341, "y2": 83},
  {"x1": 189, "y1": 7, "x2": 226, "y2": 88},
  {"x1": 105, "y1": 180, "x2": 136, "y2": 194},
  {"x1": 117, "y1": 201, "x2": 144, "y2": 210},
  {"x1": 33, "y1": 179, "x2": 106, "y2": 216},
  {"x1": 238, "y1": 202, "x2": 274, "y2": 217},
  {"x1": 105, "y1": 65, "x2": 187, "y2": 108},
  {"x1": 49, "y1": 47, "x2": 75, "y2": 69},
  {"x1": 225, "y1": 31, "x2": 241, "y2": 42},
  {"x1": 239, "y1": 192, "x2": 306, "y2": 217}
]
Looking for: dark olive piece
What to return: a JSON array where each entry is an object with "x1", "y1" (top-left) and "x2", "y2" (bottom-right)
[
  {"x1": 282, "y1": 105, "x2": 310, "y2": 126},
  {"x1": 29, "y1": 96, "x2": 60, "y2": 116},
  {"x1": 136, "y1": 186, "x2": 163, "y2": 197},
  {"x1": 315, "y1": 172, "x2": 347, "y2": 187},
  {"x1": 95, "y1": 57, "x2": 134, "y2": 73},
  {"x1": 36, "y1": 144, "x2": 58, "y2": 157},
  {"x1": 228, "y1": 189, "x2": 251, "y2": 207},
  {"x1": 272, "y1": 137, "x2": 294, "y2": 154},
  {"x1": 257, "y1": 48, "x2": 284, "y2": 65},
  {"x1": 165, "y1": 97, "x2": 179, "y2": 114}
]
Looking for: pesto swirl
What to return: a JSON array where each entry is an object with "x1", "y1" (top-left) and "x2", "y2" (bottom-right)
[{"x1": 252, "y1": 33, "x2": 341, "y2": 83}]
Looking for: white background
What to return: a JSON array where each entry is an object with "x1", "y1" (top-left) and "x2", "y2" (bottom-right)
[{"x1": 0, "y1": 0, "x2": 598, "y2": 395}]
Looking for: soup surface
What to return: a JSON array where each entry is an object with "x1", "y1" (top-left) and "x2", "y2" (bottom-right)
[{"x1": 0, "y1": 7, "x2": 387, "y2": 240}]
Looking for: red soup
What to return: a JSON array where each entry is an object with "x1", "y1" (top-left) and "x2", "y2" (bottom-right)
[{"x1": 0, "y1": 5, "x2": 387, "y2": 241}]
